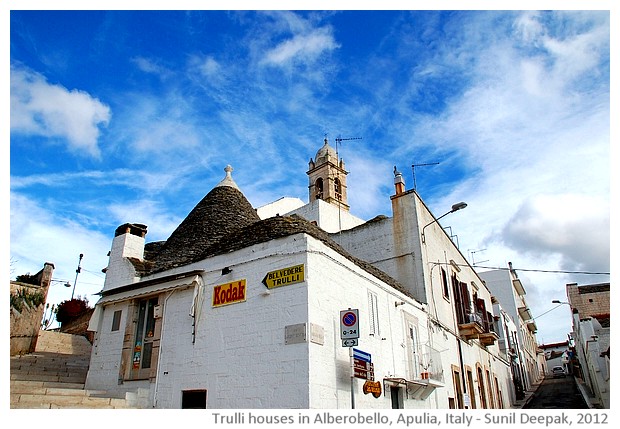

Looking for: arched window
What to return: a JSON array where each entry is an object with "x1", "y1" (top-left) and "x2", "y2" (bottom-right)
[
  {"x1": 315, "y1": 178, "x2": 324, "y2": 200},
  {"x1": 334, "y1": 178, "x2": 342, "y2": 200}
]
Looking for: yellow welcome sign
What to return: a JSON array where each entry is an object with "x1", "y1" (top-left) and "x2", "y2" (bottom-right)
[{"x1": 262, "y1": 264, "x2": 305, "y2": 289}]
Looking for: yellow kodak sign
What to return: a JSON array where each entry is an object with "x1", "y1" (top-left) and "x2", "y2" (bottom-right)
[
  {"x1": 262, "y1": 264, "x2": 305, "y2": 289},
  {"x1": 212, "y1": 279, "x2": 246, "y2": 307}
]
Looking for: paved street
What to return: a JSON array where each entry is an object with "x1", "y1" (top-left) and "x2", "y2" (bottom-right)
[{"x1": 523, "y1": 375, "x2": 589, "y2": 409}]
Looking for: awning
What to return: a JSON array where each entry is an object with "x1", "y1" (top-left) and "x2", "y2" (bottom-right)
[
  {"x1": 88, "y1": 272, "x2": 204, "y2": 332},
  {"x1": 97, "y1": 273, "x2": 203, "y2": 305},
  {"x1": 383, "y1": 377, "x2": 443, "y2": 401}
]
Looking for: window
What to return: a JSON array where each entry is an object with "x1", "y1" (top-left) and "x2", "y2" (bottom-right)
[
  {"x1": 334, "y1": 178, "x2": 342, "y2": 200},
  {"x1": 182, "y1": 390, "x2": 207, "y2": 409},
  {"x1": 452, "y1": 274, "x2": 471, "y2": 324},
  {"x1": 466, "y1": 369, "x2": 477, "y2": 409},
  {"x1": 452, "y1": 367, "x2": 464, "y2": 409},
  {"x1": 111, "y1": 310, "x2": 122, "y2": 332},
  {"x1": 477, "y1": 366, "x2": 488, "y2": 408},
  {"x1": 315, "y1": 178, "x2": 324, "y2": 200},
  {"x1": 368, "y1": 291, "x2": 380, "y2": 336},
  {"x1": 404, "y1": 314, "x2": 420, "y2": 379},
  {"x1": 441, "y1": 268, "x2": 450, "y2": 299}
]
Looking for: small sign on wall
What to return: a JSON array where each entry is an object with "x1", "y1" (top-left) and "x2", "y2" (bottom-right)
[
  {"x1": 212, "y1": 279, "x2": 246, "y2": 307},
  {"x1": 309, "y1": 323, "x2": 324, "y2": 345},
  {"x1": 262, "y1": 264, "x2": 305, "y2": 289},
  {"x1": 285, "y1": 323, "x2": 307, "y2": 345}
]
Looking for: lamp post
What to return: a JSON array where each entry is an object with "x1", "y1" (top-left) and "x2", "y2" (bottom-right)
[
  {"x1": 531, "y1": 300, "x2": 570, "y2": 321},
  {"x1": 70, "y1": 253, "x2": 83, "y2": 300},
  {"x1": 421, "y1": 202, "x2": 467, "y2": 244}
]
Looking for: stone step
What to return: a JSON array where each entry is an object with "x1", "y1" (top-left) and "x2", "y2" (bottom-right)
[
  {"x1": 36, "y1": 331, "x2": 92, "y2": 355},
  {"x1": 10, "y1": 331, "x2": 134, "y2": 409},
  {"x1": 11, "y1": 380, "x2": 86, "y2": 391},
  {"x1": 10, "y1": 371, "x2": 88, "y2": 384},
  {"x1": 11, "y1": 392, "x2": 129, "y2": 409},
  {"x1": 10, "y1": 381, "x2": 104, "y2": 396},
  {"x1": 10, "y1": 379, "x2": 129, "y2": 409}
]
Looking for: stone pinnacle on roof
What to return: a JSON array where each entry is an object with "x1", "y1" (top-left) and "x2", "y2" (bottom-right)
[
  {"x1": 216, "y1": 164, "x2": 240, "y2": 190},
  {"x1": 148, "y1": 165, "x2": 259, "y2": 273}
]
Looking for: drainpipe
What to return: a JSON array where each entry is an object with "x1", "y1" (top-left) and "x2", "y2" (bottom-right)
[{"x1": 153, "y1": 289, "x2": 176, "y2": 408}]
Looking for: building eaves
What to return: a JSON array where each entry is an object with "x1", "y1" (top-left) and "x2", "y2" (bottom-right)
[{"x1": 196, "y1": 214, "x2": 412, "y2": 299}]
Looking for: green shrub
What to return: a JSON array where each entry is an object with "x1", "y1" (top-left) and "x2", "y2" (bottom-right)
[{"x1": 10, "y1": 288, "x2": 45, "y2": 313}]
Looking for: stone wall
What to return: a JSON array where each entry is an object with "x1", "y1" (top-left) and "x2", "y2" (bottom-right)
[
  {"x1": 9, "y1": 263, "x2": 54, "y2": 355},
  {"x1": 567, "y1": 282, "x2": 610, "y2": 318},
  {"x1": 60, "y1": 307, "x2": 95, "y2": 343}
]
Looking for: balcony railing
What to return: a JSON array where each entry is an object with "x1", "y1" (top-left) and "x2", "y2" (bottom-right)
[
  {"x1": 458, "y1": 310, "x2": 499, "y2": 346},
  {"x1": 415, "y1": 346, "x2": 444, "y2": 384}
]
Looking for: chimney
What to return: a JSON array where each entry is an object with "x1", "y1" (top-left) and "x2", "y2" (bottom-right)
[
  {"x1": 394, "y1": 166, "x2": 406, "y2": 195},
  {"x1": 102, "y1": 223, "x2": 148, "y2": 292}
]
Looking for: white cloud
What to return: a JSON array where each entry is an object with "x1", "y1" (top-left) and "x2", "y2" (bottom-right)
[
  {"x1": 10, "y1": 65, "x2": 110, "y2": 159},
  {"x1": 501, "y1": 194, "x2": 610, "y2": 273},
  {"x1": 10, "y1": 194, "x2": 110, "y2": 312},
  {"x1": 131, "y1": 56, "x2": 173, "y2": 80},
  {"x1": 10, "y1": 168, "x2": 181, "y2": 195},
  {"x1": 261, "y1": 27, "x2": 339, "y2": 67},
  {"x1": 106, "y1": 199, "x2": 182, "y2": 242},
  {"x1": 199, "y1": 56, "x2": 221, "y2": 78}
]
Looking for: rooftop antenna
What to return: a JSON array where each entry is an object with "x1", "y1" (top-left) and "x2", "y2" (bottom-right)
[
  {"x1": 411, "y1": 162, "x2": 439, "y2": 191},
  {"x1": 468, "y1": 248, "x2": 488, "y2": 266},
  {"x1": 332, "y1": 135, "x2": 361, "y2": 235},
  {"x1": 334, "y1": 135, "x2": 362, "y2": 163}
]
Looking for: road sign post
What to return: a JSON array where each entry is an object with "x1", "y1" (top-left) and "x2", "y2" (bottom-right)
[{"x1": 340, "y1": 308, "x2": 360, "y2": 409}]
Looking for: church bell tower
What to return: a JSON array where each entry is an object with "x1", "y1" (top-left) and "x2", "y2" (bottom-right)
[{"x1": 307, "y1": 138, "x2": 350, "y2": 211}]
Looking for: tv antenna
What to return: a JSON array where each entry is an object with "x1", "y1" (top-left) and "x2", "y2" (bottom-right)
[
  {"x1": 334, "y1": 135, "x2": 362, "y2": 161},
  {"x1": 468, "y1": 248, "x2": 488, "y2": 266},
  {"x1": 411, "y1": 162, "x2": 439, "y2": 191}
]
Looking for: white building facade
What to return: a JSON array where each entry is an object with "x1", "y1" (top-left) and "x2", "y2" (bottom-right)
[
  {"x1": 478, "y1": 266, "x2": 543, "y2": 394},
  {"x1": 86, "y1": 139, "x2": 513, "y2": 409}
]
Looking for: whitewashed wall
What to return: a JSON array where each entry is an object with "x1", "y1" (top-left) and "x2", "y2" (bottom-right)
[
  {"x1": 304, "y1": 236, "x2": 434, "y2": 409},
  {"x1": 102, "y1": 232, "x2": 144, "y2": 293},
  {"x1": 288, "y1": 199, "x2": 365, "y2": 233},
  {"x1": 153, "y1": 235, "x2": 310, "y2": 408}
]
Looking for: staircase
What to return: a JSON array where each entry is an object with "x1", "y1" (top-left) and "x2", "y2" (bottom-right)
[{"x1": 10, "y1": 330, "x2": 132, "y2": 409}]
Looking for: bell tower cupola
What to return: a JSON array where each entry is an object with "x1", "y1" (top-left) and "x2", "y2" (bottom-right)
[{"x1": 307, "y1": 137, "x2": 350, "y2": 211}]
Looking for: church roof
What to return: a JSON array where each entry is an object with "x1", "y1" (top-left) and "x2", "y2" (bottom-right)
[{"x1": 315, "y1": 138, "x2": 337, "y2": 162}]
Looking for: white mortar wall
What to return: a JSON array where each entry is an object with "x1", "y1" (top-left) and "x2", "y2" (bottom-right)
[
  {"x1": 102, "y1": 233, "x2": 144, "y2": 292},
  {"x1": 256, "y1": 197, "x2": 305, "y2": 219},
  {"x1": 304, "y1": 236, "x2": 442, "y2": 409},
  {"x1": 288, "y1": 199, "x2": 365, "y2": 233},
  {"x1": 85, "y1": 301, "x2": 150, "y2": 396},
  {"x1": 153, "y1": 235, "x2": 311, "y2": 409},
  {"x1": 332, "y1": 190, "x2": 514, "y2": 408}
]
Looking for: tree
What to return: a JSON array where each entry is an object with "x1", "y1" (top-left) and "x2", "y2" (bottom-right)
[{"x1": 55, "y1": 296, "x2": 90, "y2": 325}]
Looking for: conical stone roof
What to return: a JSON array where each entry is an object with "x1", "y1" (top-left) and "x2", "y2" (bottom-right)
[{"x1": 150, "y1": 166, "x2": 260, "y2": 273}]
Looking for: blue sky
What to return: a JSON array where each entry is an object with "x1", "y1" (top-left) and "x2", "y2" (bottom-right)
[{"x1": 7, "y1": 8, "x2": 611, "y2": 343}]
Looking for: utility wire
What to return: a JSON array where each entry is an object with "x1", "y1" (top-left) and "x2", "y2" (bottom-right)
[{"x1": 470, "y1": 264, "x2": 609, "y2": 276}]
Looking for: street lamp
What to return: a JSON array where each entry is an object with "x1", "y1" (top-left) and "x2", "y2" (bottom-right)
[
  {"x1": 421, "y1": 202, "x2": 467, "y2": 244},
  {"x1": 531, "y1": 300, "x2": 570, "y2": 320},
  {"x1": 70, "y1": 253, "x2": 83, "y2": 300}
]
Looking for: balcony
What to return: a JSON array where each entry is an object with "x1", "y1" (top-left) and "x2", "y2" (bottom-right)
[
  {"x1": 416, "y1": 346, "x2": 444, "y2": 384},
  {"x1": 458, "y1": 311, "x2": 499, "y2": 346},
  {"x1": 458, "y1": 311, "x2": 485, "y2": 339},
  {"x1": 383, "y1": 347, "x2": 444, "y2": 401}
]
